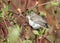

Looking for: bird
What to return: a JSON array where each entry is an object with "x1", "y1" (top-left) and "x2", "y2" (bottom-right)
[{"x1": 26, "y1": 11, "x2": 49, "y2": 29}]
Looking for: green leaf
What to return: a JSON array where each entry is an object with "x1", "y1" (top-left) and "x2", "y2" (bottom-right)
[
  {"x1": 45, "y1": 4, "x2": 51, "y2": 9},
  {"x1": 0, "y1": 5, "x2": 10, "y2": 18},
  {"x1": 40, "y1": 11, "x2": 46, "y2": 18},
  {"x1": 0, "y1": 11, "x2": 4, "y2": 18},
  {"x1": 33, "y1": 30, "x2": 39, "y2": 35},
  {"x1": 22, "y1": 40, "x2": 32, "y2": 43},
  {"x1": 0, "y1": 17, "x2": 3, "y2": 22},
  {"x1": 50, "y1": 1, "x2": 59, "y2": 7},
  {"x1": 8, "y1": 24, "x2": 22, "y2": 43}
]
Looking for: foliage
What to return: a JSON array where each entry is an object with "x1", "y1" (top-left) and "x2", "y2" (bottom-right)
[
  {"x1": 7, "y1": 24, "x2": 22, "y2": 43},
  {"x1": 50, "y1": 1, "x2": 59, "y2": 7},
  {"x1": 33, "y1": 28, "x2": 49, "y2": 37},
  {"x1": 0, "y1": 0, "x2": 60, "y2": 43},
  {"x1": 0, "y1": 4, "x2": 9, "y2": 22},
  {"x1": 45, "y1": 1, "x2": 60, "y2": 9},
  {"x1": 22, "y1": 39, "x2": 32, "y2": 43}
]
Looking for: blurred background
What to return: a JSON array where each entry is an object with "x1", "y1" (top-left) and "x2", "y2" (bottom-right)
[{"x1": 0, "y1": 0, "x2": 60, "y2": 43}]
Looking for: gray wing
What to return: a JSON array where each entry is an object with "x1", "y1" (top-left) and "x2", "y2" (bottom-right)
[
  {"x1": 30, "y1": 12, "x2": 47, "y2": 27},
  {"x1": 30, "y1": 12, "x2": 47, "y2": 23}
]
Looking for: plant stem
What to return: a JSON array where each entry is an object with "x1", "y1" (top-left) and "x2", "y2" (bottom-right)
[{"x1": 24, "y1": 0, "x2": 29, "y2": 16}]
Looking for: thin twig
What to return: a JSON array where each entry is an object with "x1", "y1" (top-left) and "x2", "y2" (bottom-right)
[
  {"x1": 10, "y1": 0, "x2": 20, "y2": 13},
  {"x1": 44, "y1": 37, "x2": 53, "y2": 43},
  {"x1": 24, "y1": 0, "x2": 29, "y2": 16},
  {"x1": 25, "y1": 0, "x2": 29, "y2": 11},
  {"x1": 2, "y1": 0, "x2": 8, "y2": 5},
  {"x1": 29, "y1": 0, "x2": 59, "y2": 10},
  {"x1": 3, "y1": 18, "x2": 8, "y2": 29},
  {"x1": 36, "y1": 0, "x2": 40, "y2": 14},
  {"x1": 8, "y1": 10, "x2": 18, "y2": 14}
]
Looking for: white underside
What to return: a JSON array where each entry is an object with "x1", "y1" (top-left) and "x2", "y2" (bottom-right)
[
  {"x1": 26, "y1": 15, "x2": 43, "y2": 29},
  {"x1": 29, "y1": 18, "x2": 42, "y2": 29}
]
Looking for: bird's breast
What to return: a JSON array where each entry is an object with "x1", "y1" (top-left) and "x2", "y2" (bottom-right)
[{"x1": 29, "y1": 20, "x2": 41, "y2": 29}]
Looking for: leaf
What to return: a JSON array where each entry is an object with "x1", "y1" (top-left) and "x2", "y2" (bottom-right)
[
  {"x1": 41, "y1": 29, "x2": 46, "y2": 35},
  {"x1": 22, "y1": 40, "x2": 32, "y2": 43},
  {"x1": 0, "y1": 17, "x2": 3, "y2": 22},
  {"x1": 7, "y1": 24, "x2": 22, "y2": 43},
  {"x1": 0, "y1": 5, "x2": 10, "y2": 18},
  {"x1": 50, "y1": 1, "x2": 59, "y2": 7},
  {"x1": 33, "y1": 30, "x2": 39, "y2": 35},
  {"x1": 45, "y1": 4, "x2": 51, "y2": 9},
  {"x1": 0, "y1": 11, "x2": 4, "y2": 18},
  {"x1": 40, "y1": 11, "x2": 46, "y2": 18}
]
